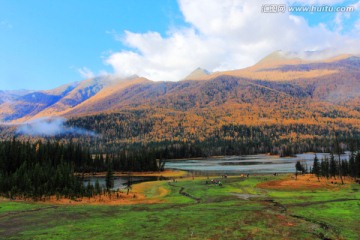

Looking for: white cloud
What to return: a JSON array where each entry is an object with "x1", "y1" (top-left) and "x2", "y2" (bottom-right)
[
  {"x1": 16, "y1": 117, "x2": 97, "y2": 136},
  {"x1": 78, "y1": 67, "x2": 95, "y2": 79},
  {"x1": 334, "y1": 1, "x2": 360, "y2": 35},
  {"x1": 105, "y1": 0, "x2": 360, "y2": 81}
]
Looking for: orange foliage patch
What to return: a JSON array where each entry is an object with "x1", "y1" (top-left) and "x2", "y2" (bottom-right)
[
  {"x1": 9, "y1": 181, "x2": 170, "y2": 206},
  {"x1": 44, "y1": 192, "x2": 162, "y2": 205},
  {"x1": 257, "y1": 174, "x2": 352, "y2": 191}
]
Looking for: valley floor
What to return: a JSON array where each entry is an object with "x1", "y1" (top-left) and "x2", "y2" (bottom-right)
[{"x1": 0, "y1": 174, "x2": 359, "y2": 239}]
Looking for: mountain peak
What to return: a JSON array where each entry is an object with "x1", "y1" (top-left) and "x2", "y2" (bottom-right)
[
  {"x1": 254, "y1": 50, "x2": 358, "y2": 70},
  {"x1": 125, "y1": 74, "x2": 140, "y2": 80},
  {"x1": 183, "y1": 67, "x2": 210, "y2": 81},
  {"x1": 254, "y1": 50, "x2": 303, "y2": 69}
]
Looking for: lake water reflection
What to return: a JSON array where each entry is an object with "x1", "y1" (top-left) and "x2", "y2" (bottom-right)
[
  {"x1": 83, "y1": 176, "x2": 160, "y2": 190},
  {"x1": 165, "y1": 152, "x2": 350, "y2": 175}
]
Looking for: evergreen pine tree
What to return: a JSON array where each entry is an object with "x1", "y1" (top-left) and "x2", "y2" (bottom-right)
[
  {"x1": 313, "y1": 154, "x2": 320, "y2": 181},
  {"x1": 329, "y1": 153, "x2": 337, "y2": 179},
  {"x1": 105, "y1": 164, "x2": 114, "y2": 191}
]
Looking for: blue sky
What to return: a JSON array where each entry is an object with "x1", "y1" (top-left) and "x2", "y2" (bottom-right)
[
  {"x1": 1, "y1": 0, "x2": 359, "y2": 90},
  {"x1": 0, "y1": 0, "x2": 183, "y2": 90}
]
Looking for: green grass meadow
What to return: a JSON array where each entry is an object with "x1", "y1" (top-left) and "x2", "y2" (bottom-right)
[{"x1": 0, "y1": 175, "x2": 359, "y2": 239}]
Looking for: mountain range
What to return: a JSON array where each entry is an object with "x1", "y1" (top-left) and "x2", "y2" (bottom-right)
[
  {"x1": 1, "y1": 50, "x2": 360, "y2": 150},
  {"x1": 1, "y1": 51, "x2": 359, "y2": 123}
]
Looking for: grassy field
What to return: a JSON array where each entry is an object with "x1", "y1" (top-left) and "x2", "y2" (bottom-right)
[{"x1": 0, "y1": 174, "x2": 359, "y2": 239}]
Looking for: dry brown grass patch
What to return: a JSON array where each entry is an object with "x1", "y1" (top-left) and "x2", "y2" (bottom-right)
[
  {"x1": 8, "y1": 180, "x2": 170, "y2": 206},
  {"x1": 257, "y1": 174, "x2": 352, "y2": 191}
]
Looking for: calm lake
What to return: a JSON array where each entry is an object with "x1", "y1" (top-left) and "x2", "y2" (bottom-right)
[
  {"x1": 83, "y1": 176, "x2": 161, "y2": 190},
  {"x1": 165, "y1": 152, "x2": 351, "y2": 175},
  {"x1": 84, "y1": 152, "x2": 350, "y2": 189}
]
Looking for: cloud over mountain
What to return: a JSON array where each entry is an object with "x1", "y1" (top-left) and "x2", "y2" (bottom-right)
[
  {"x1": 106, "y1": 0, "x2": 360, "y2": 81},
  {"x1": 16, "y1": 117, "x2": 97, "y2": 137}
]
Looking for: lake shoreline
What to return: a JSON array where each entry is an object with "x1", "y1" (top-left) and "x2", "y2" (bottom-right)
[
  {"x1": 166, "y1": 152, "x2": 351, "y2": 174},
  {"x1": 75, "y1": 169, "x2": 188, "y2": 178}
]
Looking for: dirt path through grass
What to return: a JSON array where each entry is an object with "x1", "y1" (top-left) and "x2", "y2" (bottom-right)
[
  {"x1": 179, "y1": 187, "x2": 201, "y2": 203},
  {"x1": 168, "y1": 181, "x2": 201, "y2": 203}
]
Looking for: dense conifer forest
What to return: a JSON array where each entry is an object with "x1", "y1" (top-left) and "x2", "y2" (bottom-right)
[
  {"x1": 62, "y1": 112, "x2": 360, "y2": 158},
  {"x1": 296, "y1": 151, "x2": 360, "y2": 184},
  {"x1": 0, "y1": 139, "x2": 164, "y2": 199}
]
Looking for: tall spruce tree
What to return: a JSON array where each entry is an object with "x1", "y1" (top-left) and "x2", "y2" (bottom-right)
[
  {"x1": 334, "y1": 131, "x2": 344, "y2": 184},
  {"x1": 313, "y1": 154, "x2": 320, "y2": 181},
  {"x1": 105, "y1": 164, "x2": 114, "y2": 191},
  {"x1": 329, "y1": 153, "x2": 337, "y2": 179}
]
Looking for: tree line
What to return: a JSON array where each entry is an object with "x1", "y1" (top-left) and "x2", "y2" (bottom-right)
[
  {"x1": 60, "y1": 110, "x2": 360, "y2": 156},
  {"x1": 296, "y1": 151, "x2": 360, "y2": 183},
  {"x1": 0, "y1": 139, "x2": 164, "y2": 200},
  {"x1": 63, "y1": 110, "x2": 360, "y2": 158},
  {"x1": 1, "y1": 112, "x2": 359, "y2": 158},
  {"x1": 0, "y1": 139, "x2": 86, "y2": 199}
]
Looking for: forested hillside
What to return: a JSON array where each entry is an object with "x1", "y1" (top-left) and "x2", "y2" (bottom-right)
[{"x1": 1, "y1": 54, "x2": 360, "y2": 157}]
